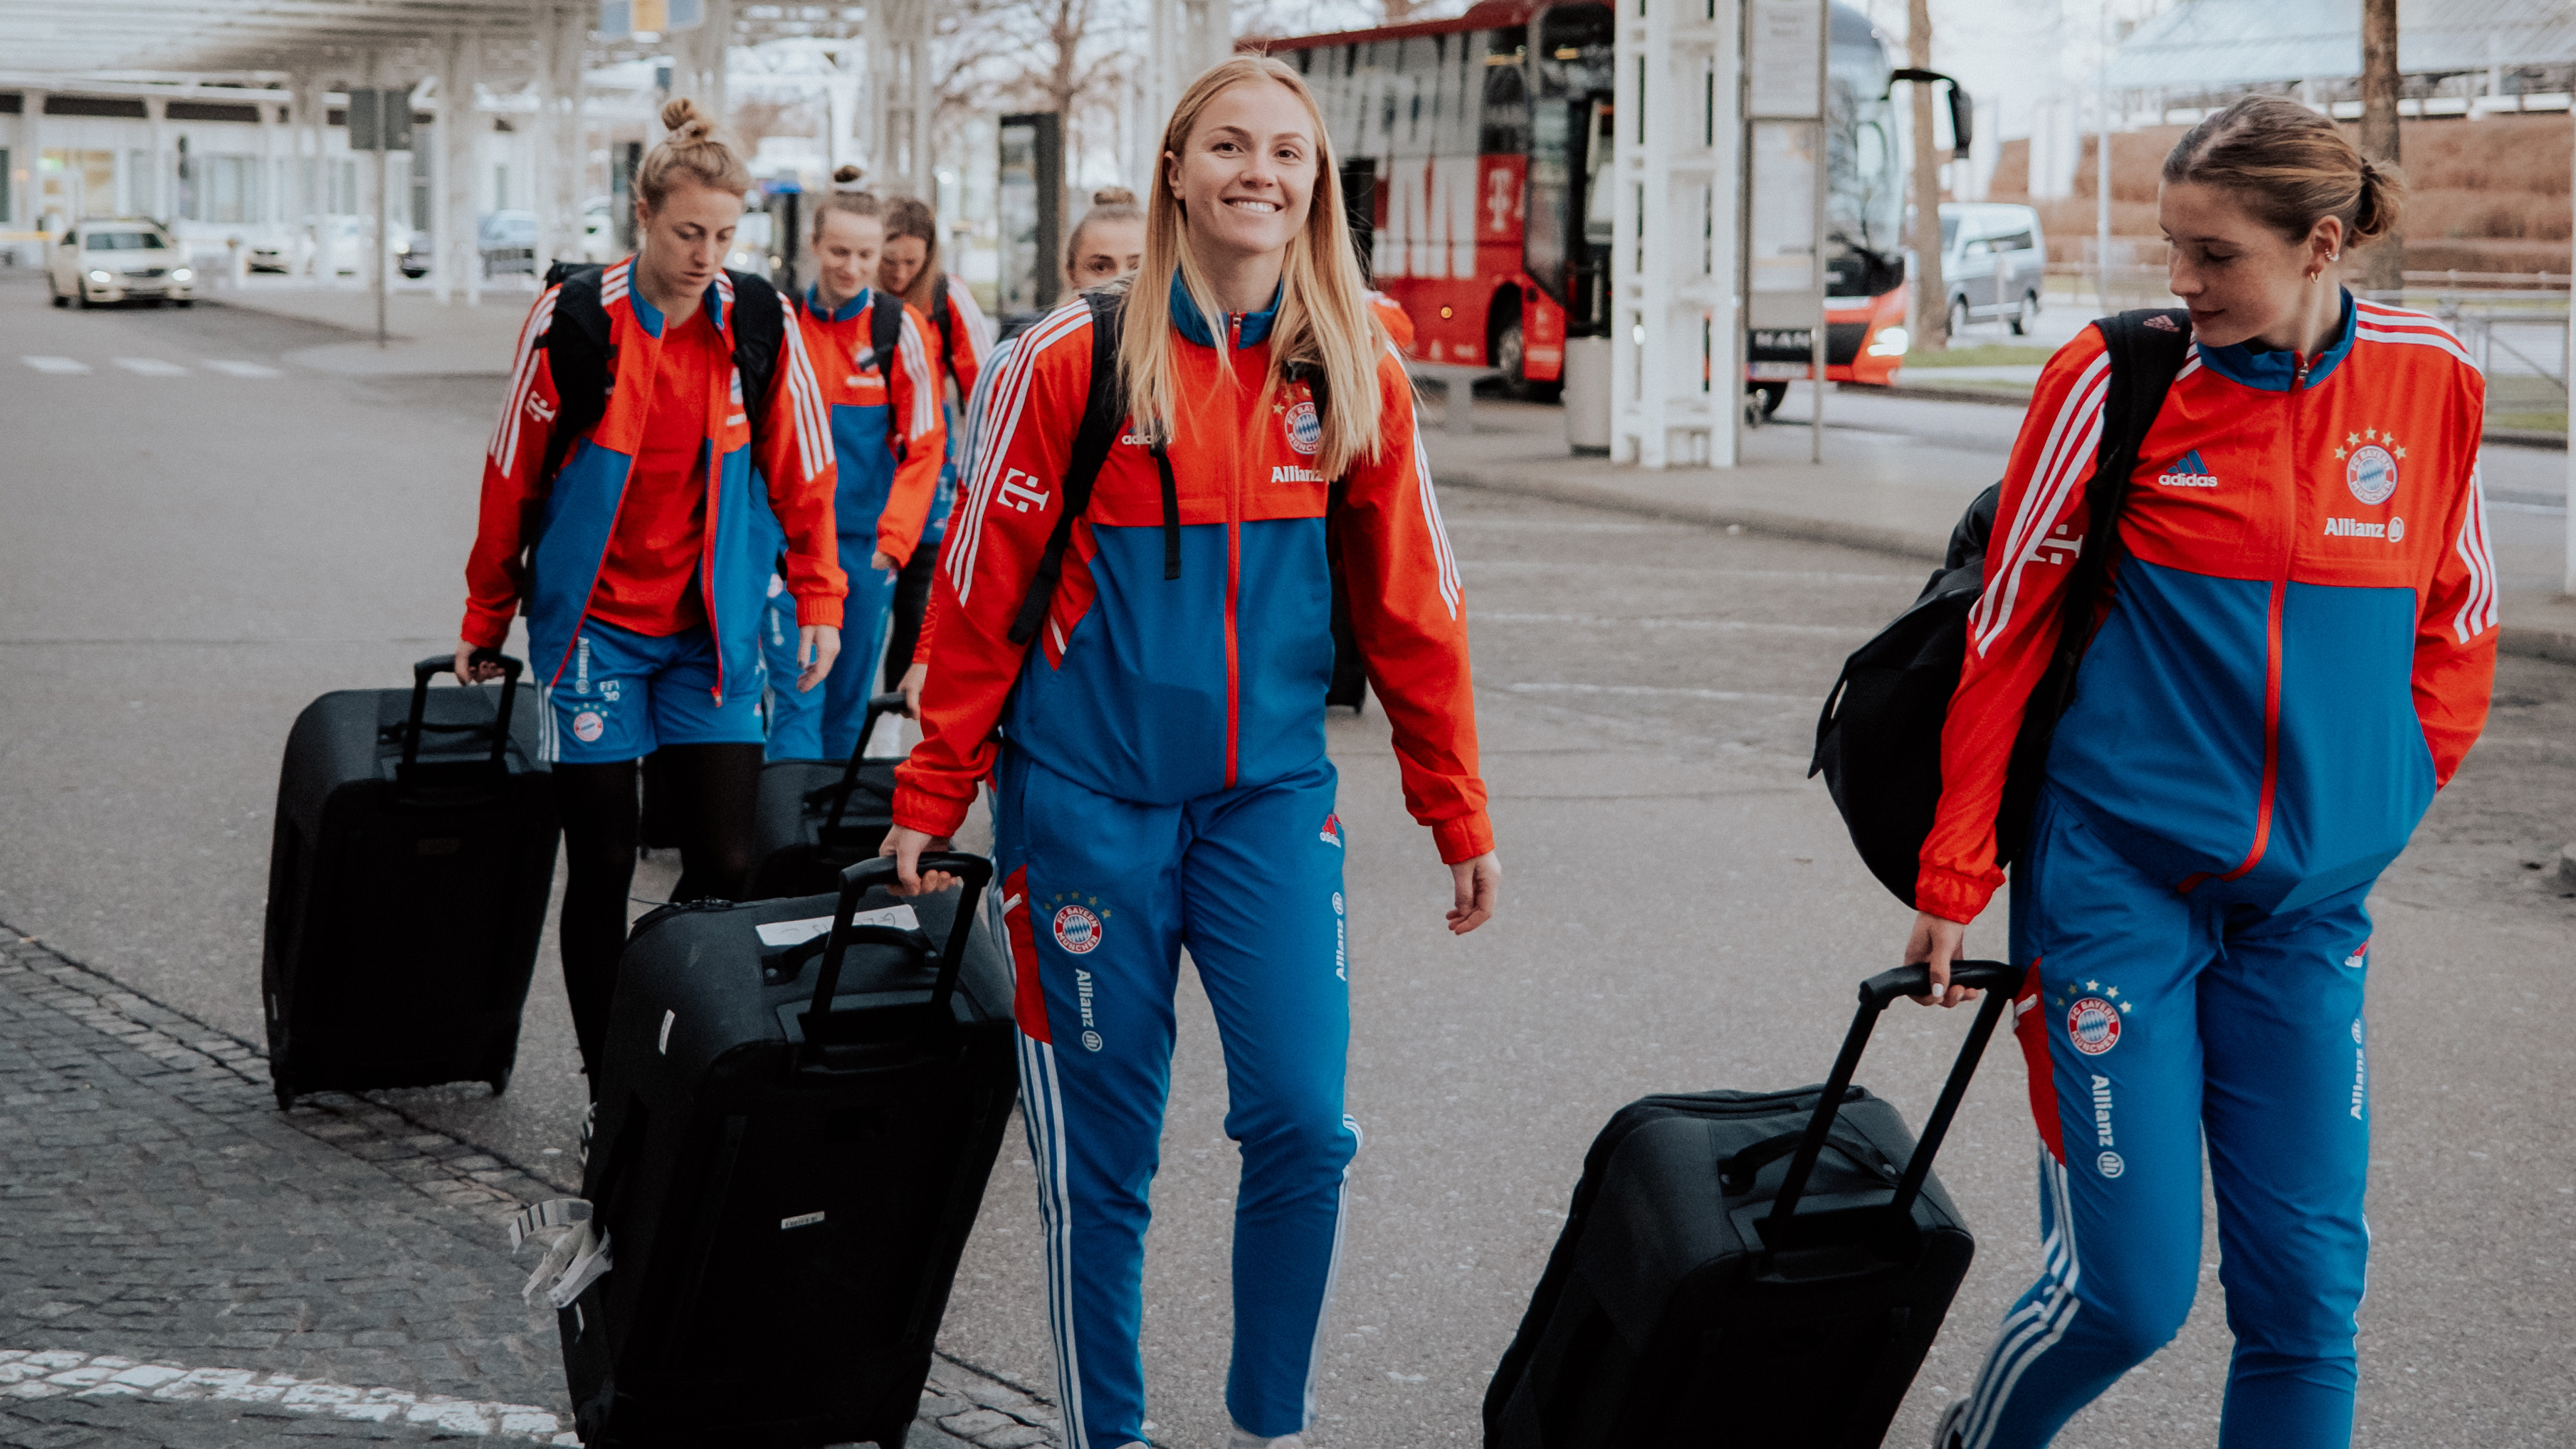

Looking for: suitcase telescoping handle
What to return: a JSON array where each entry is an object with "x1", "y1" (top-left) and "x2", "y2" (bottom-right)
[
  {"x1": 809, "y1": 851, "x2": 995, "y2": 1036},
  {"x1": 821, "y1": 691, "x2": 912, "y2": 833},
  {"x1": 404, "y1": 652, "x2": 524, "y2": 776},
  {"x1": 1765, "y1": 960, "x2": 2022, "y2": 1239}
]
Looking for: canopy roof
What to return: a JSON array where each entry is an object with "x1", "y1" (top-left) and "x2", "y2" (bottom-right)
[
  {"x1": 2108, "y1": 0, "x2": 2576, "y2": 91},
  {"x1": 0, "y1": 0, "x2": 547, "y2": 77}
]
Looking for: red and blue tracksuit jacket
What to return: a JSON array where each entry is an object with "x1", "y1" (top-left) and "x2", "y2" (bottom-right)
[
  {"x1": 1921, "y1": 292, "x2": 2498, "y2": 923},
  {"x1": 791, "y1": 285, "x2": 946, "y2": 564},
  {"x1": 896, "y1": 280, "x2": 1486, "y2": 1449},
  {"x1": 892, "y1": 287, "x2": 1492, "y2": 863},
  {"x1": 462, "y1": 259, "x2": 843, "y2": 702},
  {"x1": 1931, "y1": 293, "x2": 2497, "y2": 1449}
]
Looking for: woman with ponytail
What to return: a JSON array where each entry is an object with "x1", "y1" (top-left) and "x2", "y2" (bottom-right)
[
  {"x1": 883, "y1": 57, "x2": 1498, "y2": 1449},
  {"x1": 888, "y1": 186, "x2": 1147, "y2": 715},
  {"x1": 455, "y1": 98, "x2": 842, "y2": 1089},
  {"x1": 757, "y1": 169, "x2": 945, "y2": 759},
  {"x1": 876, "y1": 196, "x2": 995, "y2": 692},
  {"x1": 1915, "y1": 95, "x2": 2493, "y2": 1449}
]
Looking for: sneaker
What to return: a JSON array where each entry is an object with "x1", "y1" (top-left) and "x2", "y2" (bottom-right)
[
  {"x1": 1225, "y1": 1429, "x2": 1305, "y2": 1449},
  {"x1": 1930, "y1": 1399, "x2": 1967, "y2": 1449}
]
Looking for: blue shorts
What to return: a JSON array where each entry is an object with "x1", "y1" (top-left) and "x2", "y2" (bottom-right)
[{"x1": 541, "y1": 618, "x2": 765, "y2": 764}]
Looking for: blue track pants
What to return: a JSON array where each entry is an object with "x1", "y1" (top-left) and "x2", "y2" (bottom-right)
[
  {"x1": 994, "y1": 747, "x2": 1360, "y2": 1449},
  {"x1": 1954, "y1": 789, "x2": 2375, "y2": 1449},
  {"x1": 762, "y1": 542, "x2": 897, "y2": 761}
]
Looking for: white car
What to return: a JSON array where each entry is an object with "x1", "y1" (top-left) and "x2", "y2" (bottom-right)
[{"x1": 48, "y1": 220, "x2": 195, "y2": 308}]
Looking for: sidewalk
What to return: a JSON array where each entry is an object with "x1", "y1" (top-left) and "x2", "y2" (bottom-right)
[
  {"x1": 205, "y1": 278, "x2": 537, "y2": 376},
  {"x1": 0, "y1": 926, "x2": 1061, "y2": 1449},
  {"x1": 1428, "y1": 391, "x2": 2576, "y2": 665}
]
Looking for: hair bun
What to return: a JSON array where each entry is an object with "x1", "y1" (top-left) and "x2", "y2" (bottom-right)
[
  {"x1": 833, "y1": 163, "x2": 865, "y2": 185},
  {"x1": 660, "y1": 97, "x2": 710, "y2": 139},
  {"x1": 1092, "y1": 186, "x2": 1137, "y2": 207}
]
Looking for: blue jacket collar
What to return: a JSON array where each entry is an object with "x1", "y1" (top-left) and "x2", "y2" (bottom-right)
[
  {"x1": 805, "y1": 283, "x2": 873, "y2": 324},
  {"x1": 628, "y1": 278, "x2": 730, "y2": 340},
  {"x1": 2194, "y1": 288, "x2": 2357, "y2": 392},
  {"x1": 1169, "y1": 273, "x2": 1281, "y2": 349}
]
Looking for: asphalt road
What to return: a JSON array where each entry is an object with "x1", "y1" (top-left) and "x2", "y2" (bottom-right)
[{"x1": 3, "y1": 271, "x2": 2572, "y2": 1448}]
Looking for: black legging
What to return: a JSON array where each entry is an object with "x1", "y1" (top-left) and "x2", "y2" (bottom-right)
[{"x1": 553, "y1": 742, "x2": 763, "y2": 1082}]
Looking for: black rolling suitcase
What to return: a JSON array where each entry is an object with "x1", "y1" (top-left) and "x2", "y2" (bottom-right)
[
  {"x1": 1484, "y1": 961, "x2": 2022, "y2": 1449},
  {"x1": 745, "y1": 690, "x2": 909, "y2": 900},
  {"x1": 537, "y1": 853, "x2": 1019, "y2": 1448},
  {"x1": 262, "y1": 655, "x2": 558, "y2": 1110}
]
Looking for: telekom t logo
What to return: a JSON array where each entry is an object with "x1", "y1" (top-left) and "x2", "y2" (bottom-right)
[
  {"x1": 999, "y1": 468, "x2": 1051, "y2": 514},
  {"x1": 1486, "y1": 167, "x2": 1517, "y2": 234}
]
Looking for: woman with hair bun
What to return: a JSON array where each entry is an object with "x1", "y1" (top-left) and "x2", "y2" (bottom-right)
[
  {"x1": 876, "y1": 195, "x2": 995, "y2": 692},
  {"x1": 885, "y1": 56, "x2": 1498, "y2": 1449},
  {"x1": 757, "y1": 169, "x2": 945, "y2": 759},
  {"x1": 454, "y1": 98, "x2": 843, "y2": 1087},
  {"x1": 1915, "y1": 94, "x2": 2494, "y2": 1449}
]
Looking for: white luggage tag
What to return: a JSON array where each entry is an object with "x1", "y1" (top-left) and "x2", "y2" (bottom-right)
[{"x1": 508, "y1": 1198, "x2": 611, "y2": 1307}]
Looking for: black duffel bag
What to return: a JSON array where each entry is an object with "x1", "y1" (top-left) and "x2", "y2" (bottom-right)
[{"x1": 1809, "y1": 309, "x2": 2192, "y2": 907}]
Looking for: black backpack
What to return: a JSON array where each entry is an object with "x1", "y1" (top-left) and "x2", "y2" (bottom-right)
[
  {"x1": 1004, "y1": 288, "x2": 1344, "y2": 648},
  {"x1": 1808, "y1": 309, "x2": 2192, "y2": 908},
  {"x1": 536, "y1": 260, "x2": 806, "y2": 487},
  {"x1": 541, "y1": 261, "x2": 920, "y2": 492}
]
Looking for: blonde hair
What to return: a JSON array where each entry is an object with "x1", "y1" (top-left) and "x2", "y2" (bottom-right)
[
  {"x1": 812, "y1": 167, "x2": 882, "y2": 239},
  {"x1": 1125, "y1": 57, "x2": 1385, "y2": 477},
  {"x1": 2163, "y1": 95, "x2": 2407, "y2": 247},
  {"x1": 637, "y1": 98, "x2": 754, "y2": 209},
  {"x1": 882, "y1": 196, "x2": 944, "y2": 313},
  {"x1": 1066, "y1": 186, "x2": 1143, "y2": 275}
]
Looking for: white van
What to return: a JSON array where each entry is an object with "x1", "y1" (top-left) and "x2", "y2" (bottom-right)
[{"x1": 1938, "y1": 202, "x2": 2046, "y2": 336}]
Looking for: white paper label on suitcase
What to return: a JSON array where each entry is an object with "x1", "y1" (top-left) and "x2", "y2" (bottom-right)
[{"x1": 754, "y1": 904, "x2": 922, "y2": 948}]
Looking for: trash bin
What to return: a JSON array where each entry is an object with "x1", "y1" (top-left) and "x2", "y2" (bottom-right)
[{"x1": 1563, "y1": 334, "x2": 1612, "y2": 455}]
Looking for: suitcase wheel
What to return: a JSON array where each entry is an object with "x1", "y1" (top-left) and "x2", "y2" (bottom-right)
[
  {"x1": 273, "y1": 1082, "x2": 295, "y2": 1112},
  {"x1": 485, "y1": 1069, "x2": 512, "y2": 1099}
]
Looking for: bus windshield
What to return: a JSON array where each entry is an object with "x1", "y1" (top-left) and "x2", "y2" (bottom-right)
[{"x1": 1825, "y1": 4, "x2": 1901, "y2": 298}]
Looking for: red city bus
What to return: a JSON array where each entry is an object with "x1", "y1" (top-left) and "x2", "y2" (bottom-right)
[{"x1": 1251, "y1": 0, "x2": 1911, "y2": 402}]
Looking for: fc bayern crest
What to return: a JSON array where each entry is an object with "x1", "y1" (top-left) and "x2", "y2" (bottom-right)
[
  {"x1": 2067, "y1": 996, "x2": 2121, "y2": 1055},
  {"x1": 1285, "y1": 399, "x2": 1322, "y2": 456},
  {"x1": 2346, "y1": 444, "x2": 2398, "y2": 505},
  {"x1": 1053, "y1": 904, "x2": 1103, "y2": 954}
]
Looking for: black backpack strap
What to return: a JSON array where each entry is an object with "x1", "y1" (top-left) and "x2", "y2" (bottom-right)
[
  {"x1": 2064, "y1": 307, "x2": 2192, "y2": 651},
  {"x1": 724, "y1": 268, "x2": 785, "y2": 440},
  {"x1": 869, "y1": 289, "x2": 908, "y2": 460},
  {"x1": 1004, "y1": 291, "x2": 1127, "y2": 648},
  {"x1": 1994, "y1": 306, "x2": 2190, "y2": 861},
  {"x1": 868, "y1": 290, "x2": 903, "y2": 378},
  {"x1": 537, "y1": 264, "x2": 611, "y2": 490},
  {"x1": 930, "y1": 272, "x2": 957, "y2": 382}
]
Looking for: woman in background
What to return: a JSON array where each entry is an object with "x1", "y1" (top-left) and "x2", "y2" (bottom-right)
[
  {"x1": 454, "y1": 99, "x2": 841, "y2": 1085},
  {"x1": 877, "y1": 196, "x2": 995, "y2": 692},
  {"x1": 759, "y1": 171, "x2": 945, "y2": 760},
  {"x1": 890, "y1": 186, "x2": 1146, "y2": 715}
]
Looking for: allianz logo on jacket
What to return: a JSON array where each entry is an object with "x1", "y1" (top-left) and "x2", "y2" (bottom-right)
[{"x1": 2155, "y1": 449, "x2": 2219, "y2": 489}]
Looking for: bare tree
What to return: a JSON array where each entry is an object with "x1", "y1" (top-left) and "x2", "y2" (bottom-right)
[
  {"x1": 1907, "y1": 0, "x2": 1949, "y2": 351},
  {"x1": 2358, "y1": 0, "x2": 2402, "y2": 294},
  {"x1": 932, "y1": 0, "x2": 1139, "y2": 184}
]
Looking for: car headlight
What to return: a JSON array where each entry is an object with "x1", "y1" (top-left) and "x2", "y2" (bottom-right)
[
  {"x1": 1866, "y1": 326, "x2": 1910, "y2": 357},
  {"x1": 88, "y1": 269, "x2": 111, "y2": 284},
  {"x1": 172, "y1": 268, "x2": 193, "y2": 282}
]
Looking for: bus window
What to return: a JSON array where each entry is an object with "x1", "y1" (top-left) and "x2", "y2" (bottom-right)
[
  {"x1": 1480, "y1": 29, "x2": 1529, "y2": 156},
  {"x1": 1525, "y1": 102, "x2": 1572, "y2": 305}
]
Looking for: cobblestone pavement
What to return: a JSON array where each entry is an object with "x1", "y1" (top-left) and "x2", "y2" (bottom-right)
[{"x1": 0, "y1": 929, "x2": 1068, "y2": 1449}]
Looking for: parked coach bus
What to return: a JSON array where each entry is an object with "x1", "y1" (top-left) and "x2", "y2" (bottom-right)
[{"x1": 1252, "y1": 0, "x2": 1909, "y2": 407}]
